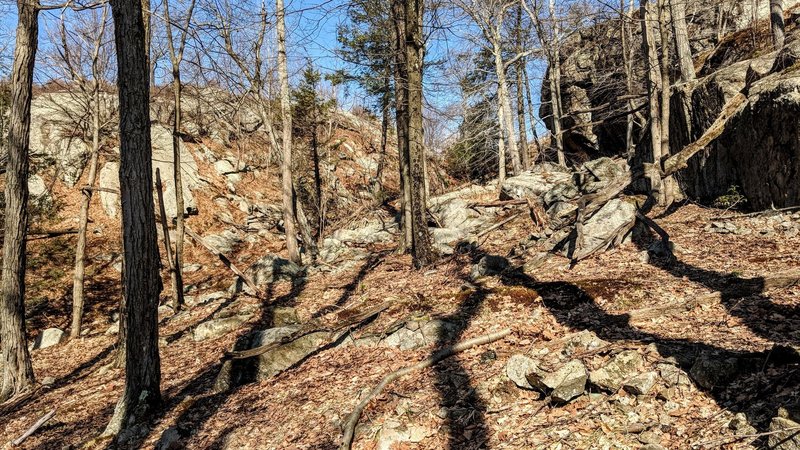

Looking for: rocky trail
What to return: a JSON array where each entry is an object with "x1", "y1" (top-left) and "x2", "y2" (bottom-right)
[{"x1": 4, "y1": 145, "x2": 800, "y2": 449}]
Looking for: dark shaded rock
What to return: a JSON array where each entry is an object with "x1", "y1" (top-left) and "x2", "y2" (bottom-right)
[{"x1": 689, "y1": 350, "x2": 740, "y2": 389}]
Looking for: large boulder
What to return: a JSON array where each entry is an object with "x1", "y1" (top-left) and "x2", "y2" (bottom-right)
[
  {"x1": 332, "y1": 217, "x2": 398, "y2": 245},
  {"x1": 769, "y1": 416, "x2": 800, "y2": 450},
  {"x1": 193, "y1": 315, "x2": 251, "y2": 341},
  {"x1": 573, "y1": 198, "x2": 636, "y2": 256},
  {"x1": 589, "y1": 350, "x2": 643, "y2": 392},
  {"x1": 32, "y1": 328, "x2": 65, "y2": 350},
  {"x1": 500, "y1": 163, "x2": 573, "y2": 201}
]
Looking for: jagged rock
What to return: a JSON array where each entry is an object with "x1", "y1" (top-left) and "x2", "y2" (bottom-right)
[
  {"x1": 527, "y1": 359, "x2": 588, "y2": 402},
  {"x1": 589, "y1": 350, "x2": 643, "y2": 392},
  {"x1": 213, "y1": 158, "x2": 242, "y2": 184},
  {"x1": 623, "y1": 371, "x2": 658, "y2": 395},
  {"x1": 689, "y1": 350, "x2": 739, "y2": 389},
  {"x1": 193, "y1": 315, "x2": 251, "y2": 341},
  {"x1": 470, "y1": 255, "x2": 509, "y2": 280},
  {"x1": 560, "y1": 330, "x2": 608, "y2": 357},
  {"x1": 382, "y1": 319, "x2": 458, "y2": 350},
  {"x1": 376, "y1": 419, "x2": 432, "y2": 450},
  {"x1": 204, "y1": 229, "x2": 242, "y2": 254},
  {"x1": 428, "y1": 184, "x2": 495, "y2": 233},
  {"x1": 768, "y1": 416, "x2": 800, "y2": 449},
  {"x1": 430, "y1": 228, "x2": 466, "y2": 255},
  {"x1": 269, "y1": 307, "x2": 300, "y2": 327},
  {"x1": 500, "y1": 163, "x2": 573, "y2": 201},
  {"x1": 230, "y1": 254, "x2": 303, "y2": 295},
  {"x1": 505, "y1": 354, "x2": 540, "y2": 390},
  {"x1": 32, "y1": 328, "x2": 65, "y2": 350},
  {"x1": 581, "y1": 158, "x2": 628, "y2": 194},
  {"x1": 574, "y1": 198, "x2": 636, "y2": 256},
  {"x1": 543, "y1": 181, "x2": 580, "y2": 206}
]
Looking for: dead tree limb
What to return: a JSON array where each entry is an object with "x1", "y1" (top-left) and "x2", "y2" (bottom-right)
[
  {"x1": 226, "y1": 301, "x2": 391, "y2": 360},
  {"x1": 184, "y1": 225, "x2": 265, "y2": 299},
  {"x1": 11, "y1": 408, "x2": 56, "y2": 446},
  {"x1": 339, "y1": 329, "x2": 512, "y2": 450},
  {"x1": 80, "y1": 186, "x2": 119, "y2": 195}
]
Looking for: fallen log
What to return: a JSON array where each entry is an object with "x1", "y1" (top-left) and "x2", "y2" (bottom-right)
[{"x1": 339, "y1": 328, "x2": 512, "y2": 450}]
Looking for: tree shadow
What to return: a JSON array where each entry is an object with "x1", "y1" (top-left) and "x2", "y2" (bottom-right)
[
  {"x1": 311, "y1": 251, "x2": 389, "y2": 319},
  {"x1": 495, "y1": 257, "x2": 800, "y2": 444}
]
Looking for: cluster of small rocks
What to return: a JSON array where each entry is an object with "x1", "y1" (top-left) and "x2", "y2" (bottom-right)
[{"x1": 706, "y1": 212, "x2": 800, "y2": 237}]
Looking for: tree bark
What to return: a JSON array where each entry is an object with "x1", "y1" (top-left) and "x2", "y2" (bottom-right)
[
  {"x1": 104, "y1": 0, "x2": 162, "y2": 435},
  {"x1": 658, "y1": 0, "x2": 680, "y2": 204},
  {"x1": 405, "y1": 0, "x2": 434, "y2": 268},
  {"x1": 0, "y1": 0, "x2": 38, "y2": 402},
  {"x1": 670, "y1": 0, "x2": 695, "y2": 82},
  {"x1": 549, "y1": 0, "x2": 566, "y2": 167},
  {"x1": 621, "y1": 0, "x2": 636, "y2": 159},
  {"x1": 493, "y1": 39, "x2": 522, "y2": 175},
  {"x1": 514, "y1": 5, "x2": 530, "y2": 170},
  {"x1": 277, "y1": 0, "x2": 301, "y2": 265},
  {"x1": 640, "y1": 0, "x2": 665, "y2": 201},
  {"x1": 771, "y1": 0, "x2": 785, "y2": 50},
  {"x1": 392, "y1": 0, "x2": 413, "y2": 252}
]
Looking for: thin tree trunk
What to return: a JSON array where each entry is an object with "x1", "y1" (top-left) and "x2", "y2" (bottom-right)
[
  {"x1": 670, "y1": 0, "x2": 695, "y2": 82},
  {"x1": 70, "y1": 84, "x2": 102, "y2": 339},
  {"x1": 771, "y1": 0, "x2": 785, "y2": 50},
  {"x1": 621, "y1": 0, "x2": 635, "y2": 159},
  {"x1": 522, "y1": 64, "x2": 541, "y2": 162},
  {"x1": 641, "y1": 0, "x2": 665, "y2": 201},
  {"x1": 514, "y1": 4, "x2": 530, "y2": 170},
  {"x1": 392, "y1": 0, "x2": 413, "y2": 253},
  {"x1": 277, "y1": 0, "x2": 301, "y2": 265},
  {"x1": 104, "y1": 0, "x2": 162, "y2": 435},
  {"x1": 0, "y1": 0, "x2": 38, "y2": 402},
  {"x1": 493, "y1": 41, "x2": 522, "y2": 175},
  {"x1": 405, "y1": 0, "x2": 434, "y2": 268}
]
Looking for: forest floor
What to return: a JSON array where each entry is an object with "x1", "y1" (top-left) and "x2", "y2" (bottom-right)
[{"x1": 2, "y1": 199, "x2": 800, "y2": 449}]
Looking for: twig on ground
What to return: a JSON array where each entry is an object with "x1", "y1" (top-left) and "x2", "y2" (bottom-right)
[
  {"x1": 339, "y1": 328, "x2": 512, "y2": 450},
  {"x1": 11, "y1": 409, "x2": 56, "y2": 446}
]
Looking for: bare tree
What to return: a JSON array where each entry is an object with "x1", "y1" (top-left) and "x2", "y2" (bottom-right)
[
  {"x1": 455, "y1": 0, "x2": 528, "y2": 180},
  {"x1": 392, "y1": 0, "x2": 413, "y2": 251},
  {"x1": 640, "y1": 0, "x2": 665, "y2": 201},
  {"x1": 0, "y1": 0, "x2": 39, "y2": 402},
  {"x1": 523, "y1": 0, "x2": 566, "y2": 167},
  {"x1": 162, "y1": 0, "x2": 197, "y2": 310},
  {"x1": 105, "y1": 0, "x2": 162, "y2": 435},
  {"x1": 59, "y1": 5, "x2": 112, "y2": 338},
  {"x1": 771, "y1": 0, "x2": 785, "y2": 49}
]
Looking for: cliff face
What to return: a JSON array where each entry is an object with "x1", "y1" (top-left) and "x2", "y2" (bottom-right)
[{"x1": 543, "y1": 1, "x2": 800, "y2": 209}]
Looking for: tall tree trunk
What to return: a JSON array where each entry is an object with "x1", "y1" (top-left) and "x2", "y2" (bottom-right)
[
  {"x1": 549, "y1": 0, "x2": 566, "y2": 167},
  {"x1": 392, "y1": 0, "x2": 413, "y2": 252},
  {"x1": 0, "y1": 0, "x2": 38, "y2": 402},
  {"x1": 277, "y1": 0, "x2": 301, "y2": 265},
  {"x1": 514, "y1": 4, "x2": 530, "y2": 170},
  {"x1": 621, "y1": 0, "x2": 636, "y2": 159},
  {"x1": 71, "y1": 84, "x2": 103, "y2": 338},
  {"x1": 105, "y1": 0, "x2": 162, "y2": 435},
  {"x1": 312, "y1": 107, "x2": 323, "y2": 240},
  {"x1": 670, "y1": 0, "x2": 695, "y2": 82},
  {"x1": 658, "y1": 0, "x2": 680, "y2": 204},
  {"x1": 405, "y1": 0, "x2": 434, "y2": 268},
  {"x1": 771, "y1": 0, "x2": 785, "y2": 49},
  {"x1": 641, "y1": 0, "x2": 665, "y2": 202}
]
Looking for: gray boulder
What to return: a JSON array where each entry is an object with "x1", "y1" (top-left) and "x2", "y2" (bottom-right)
[
  {"x1": 99, "y1": 162, "x2": 120, "y2": 218},
  {"x1": 32, "y1": 328, "x2": 65, "y2": 350},
  {"x1": 505, "y1": 354, "x2": 540, "y2": 390},
  {"x1": 589, "y1": 350, "x2": 642, "y2": 392},
  {"x1": 332, "y1": 218, "x2": 398, "y2": 245},
  {"x1": 574, "y1": 198, "x2": 636, "y2": 256},
  {"x1": 193, "y1": 315, "x2": 251, "y2": 341},
  {"x1": 204, "y1": 229, "x2": 242, "y2": 254},
  {"x1": 27, "y1": 174, "x2": 52, "y2": 208},
  {"x1": 623, "y1": 371, "x2": 658, "y2": 395},
  {"x1": 470, "y1": 255, "x2": 509, "y2": 280},
  {"x1": 500, "y1": 163, "x2": 573, "y2": 201},
  {"x1": 382, "y1": 319, "x2": 458, "y2": 350},
  {"x1": 527, "y1": 359, "x2": 588, "y2": 403}
]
